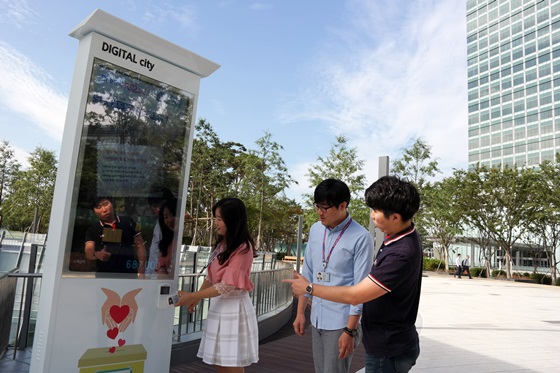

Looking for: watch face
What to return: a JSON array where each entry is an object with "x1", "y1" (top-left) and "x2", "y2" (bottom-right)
[{"x1": 306, "y1": 284, "x2": 312, "y2": 294}]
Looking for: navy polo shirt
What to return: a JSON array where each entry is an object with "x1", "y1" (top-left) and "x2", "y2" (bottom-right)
[
  {"x1": 85, "y1": 215, "x2": 140, "y2": 273},
  {"x1": 362, "y1": 224, "x2": 422, "y2": 357}
]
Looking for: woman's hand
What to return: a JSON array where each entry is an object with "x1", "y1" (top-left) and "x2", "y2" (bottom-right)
[{"x1": 175, "y1": 291, "x2": 201, "y2": 313}]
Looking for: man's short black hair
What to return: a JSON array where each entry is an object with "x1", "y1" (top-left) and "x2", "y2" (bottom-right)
[
  {"x1": 90, "y1": 195, "x2": 110, "y2": 209},
  {"x1": 314, "y1": 179, "x2": 351, "y2": 207},
  {"x1": 364, "y1": 175, "x2": 420, "y2": 221}
]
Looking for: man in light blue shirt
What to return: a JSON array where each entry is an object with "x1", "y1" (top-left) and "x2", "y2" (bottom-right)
[{"x1": 294, "y1": 179, "x2": 374, "y2": 373}]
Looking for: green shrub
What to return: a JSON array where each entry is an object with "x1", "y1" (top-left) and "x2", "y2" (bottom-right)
[
  {"x1": 423, "y1": 258, "x2": 444, "y2": 271},
  {"x1": 275, "y1": 252, "x2": 287, "y2": 260},
  {"x1": 556, "y1": 277, "x2": 560, "y2": 286},
  {"x1": 491, "y1": 269, "x2": 507, "y2": 278},
  {"x1": 470, "y1": 267, "x2": 487, "y2": 278},
  {"x1": 530, "y1": 273, "x2": 552, "y2": 285}
]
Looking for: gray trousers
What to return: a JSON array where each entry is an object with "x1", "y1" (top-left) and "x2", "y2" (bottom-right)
[{"x1": 311, "y1": 324, "x2": 362, "y2": 373}]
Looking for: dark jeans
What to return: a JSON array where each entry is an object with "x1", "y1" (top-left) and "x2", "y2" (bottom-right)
[
  {"x1": 364, "y1": 345, "x2": 420, "y2": 373},
  {"x1": 462, "y1": 265, "x2": 472, "y2": 278},
  {"x1": 454, "y1": 265, "x2": 462, "y2": 278}
]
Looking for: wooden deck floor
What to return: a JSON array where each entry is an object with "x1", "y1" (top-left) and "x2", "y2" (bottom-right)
[{"x1": 170, "y1": 299, "x2": 366, "y2": 373}]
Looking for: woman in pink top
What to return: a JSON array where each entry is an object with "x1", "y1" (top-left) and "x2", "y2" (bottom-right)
[{"x1": 176, "y1": 197, "x2": 258, "y2": 372}]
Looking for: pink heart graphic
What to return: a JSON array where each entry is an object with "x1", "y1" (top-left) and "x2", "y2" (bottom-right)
[
  {"x1": 118, "y1": 338, "x2": 126, "y2": 347},
  {"x1": 106, "y1": 327, "x2": 118, "y2": 340},
  {"x1": 109, "y1": 305, "x2": 130, "y2": 324},
  {"x1": 108, "y1": 346, "x2": 116, "y2": 353}
]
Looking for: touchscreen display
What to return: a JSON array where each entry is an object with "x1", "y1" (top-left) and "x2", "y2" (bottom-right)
[{"x1": 65, "y1": 58, "x2": 194, "y2": 279}]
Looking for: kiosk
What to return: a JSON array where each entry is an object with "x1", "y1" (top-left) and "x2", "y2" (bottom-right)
[{"x1": 30, "y1": 9, "x2": 219, "y2": 372}]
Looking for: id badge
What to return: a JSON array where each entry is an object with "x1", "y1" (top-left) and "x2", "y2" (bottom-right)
[
  {"x1": 317, "y1": 272, "x2": 330, "y2": 282},
  {"x1": 102, "y1": 227, "x2": 123, "y2": 243}
]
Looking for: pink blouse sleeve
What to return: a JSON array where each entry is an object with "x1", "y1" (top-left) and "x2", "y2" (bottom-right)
[{"x1": 207, "y1": 243, "x2": 254, "y2": 291}]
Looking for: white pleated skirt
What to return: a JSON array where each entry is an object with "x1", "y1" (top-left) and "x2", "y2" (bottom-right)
[{"x1": 197, "y1": 289, "x2": 259, "y2": 367}]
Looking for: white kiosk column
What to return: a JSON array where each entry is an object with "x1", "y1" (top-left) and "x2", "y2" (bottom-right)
[{"x1": 31, "y1": 9, "x2": 219, "y2": 373}]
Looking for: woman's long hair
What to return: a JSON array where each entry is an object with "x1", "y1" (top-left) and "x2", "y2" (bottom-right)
[
  {"x1": 212, "y1": 197, "x2": 256, "y2": 264},
  {"x1": 158, "y1": 197, "x2": 178, "y2": 257}
]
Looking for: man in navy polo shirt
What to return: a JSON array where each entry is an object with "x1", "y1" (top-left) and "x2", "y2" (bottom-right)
[
  {"x1": 286, "y1": 176, "x2": 422, "y2": 373},
  {"x1": 85, "y1": 196, "x2": 146, "y2": 274}
]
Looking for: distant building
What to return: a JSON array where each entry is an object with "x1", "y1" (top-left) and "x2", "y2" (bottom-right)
[
  {"x1": 467, "y1": 0, "x2": 560, "y2": 169},
  {"x1": 464, "y1": 0, "x2": 559, "y2": 274}
]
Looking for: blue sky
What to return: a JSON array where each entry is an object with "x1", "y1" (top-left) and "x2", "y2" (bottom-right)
[{"x1": 0, "y1": 0, "x2": 468, "y2": 202}]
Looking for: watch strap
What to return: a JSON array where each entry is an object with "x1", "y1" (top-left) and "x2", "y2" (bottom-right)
[{"x1": 343, "y1": 327, "x2": 358, "y2": 337}]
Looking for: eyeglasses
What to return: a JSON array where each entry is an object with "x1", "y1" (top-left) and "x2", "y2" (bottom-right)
[{"x1": 313, "y1": 203, "x2": 334, "y2": 213}]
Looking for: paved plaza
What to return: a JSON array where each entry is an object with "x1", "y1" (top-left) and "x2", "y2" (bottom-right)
[
  {"x1": 173, "y1": 271, "x2": 560, "y2": 373},
  {"x1": 2, "y1": 271, "x2": 560, "y2": 372},
  {"x1": 378, "y1": 272, "x2": 560, "y2": 373}
]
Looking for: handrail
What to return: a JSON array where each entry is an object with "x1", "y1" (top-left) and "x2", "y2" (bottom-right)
[
  {"x1": 0, "y1": 268, "x2": 18, "y2": 357},
  {"x1": 173, "y1": 261, "x2": 294, "y2": 342},
  {"x1": 0, "y1": 251, "x2": 294, "y2": 354}
]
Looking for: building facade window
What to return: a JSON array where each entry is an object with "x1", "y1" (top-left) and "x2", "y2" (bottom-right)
[{"x1": 467, "y1": 0, "x2": 560, "y2": 173}]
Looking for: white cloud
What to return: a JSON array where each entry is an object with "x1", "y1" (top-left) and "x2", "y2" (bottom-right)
[
  {"x1": 0, "y1": 0, "x2": 38, "y2": 27},
  {"x1": 283, "y1": 0, "x2": 468, "y2": 180},
  {"x1": 0, "y1": 42, "x2": 67, "y2": 142},
  {"x1": 249, "y1": 3, "x2": 272, "y2": 11},
  {"x1": 12, "y1": 144, "x2": 30, "y2": 169},
  {"x1": 143, "y1": 3, "x2": 198, "y2": 31}
]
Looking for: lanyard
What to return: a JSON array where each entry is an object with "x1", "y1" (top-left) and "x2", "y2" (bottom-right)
[
  {"x1": 322, "y1": 218, "x2": 352, "y2": 270},
  {"x1": 199, "y1": 243, "x2": 225, "y2": 274}
]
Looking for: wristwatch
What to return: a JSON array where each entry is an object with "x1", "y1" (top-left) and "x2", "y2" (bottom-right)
[
  {"x1": 305, "y1": 283, "x2": 314, "y2": 295},
  {"x1": 343, "y1": 327, "x2": 358, "y2": 337}
]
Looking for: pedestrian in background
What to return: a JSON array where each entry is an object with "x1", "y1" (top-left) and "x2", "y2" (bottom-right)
[
  {"x1": 454, "y1": 253, "x2": 462, "y2": 278},
  {"x1": 461, "y1": 255, "x2": 473, "y2": 279}
]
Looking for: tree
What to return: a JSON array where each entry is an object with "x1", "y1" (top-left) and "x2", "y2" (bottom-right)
[
  {"x1": 253, "y1": 196, "x2": 303, "y2": 253},
  {"x1": 391, "y1": 137, "x2": 441, "y2": 249},
  {"x1": 305, "y1": 136, "x2": 369, "y2": 229},
  {"x1": 185, "y1": 123, "x2": 300, "y2": 252},
  {"x1": 391, "y1": 137, "x2": 441, "y2": 190},
  {"x1": 2, "y1": 147, "x2": 58, "y2": 232},
  {"x1": 526, "y1": 155, "x2": 560, "y2": 284},
  {"x1": 422, "y1": 175, "x2": 464, "y2": 272},
  {"x1": 0, "y1": 140, "x2": 21, "y2": 227},
  {"x1": 455, "y1": 165, "x2": 536, "y2": 279},
  {"x1": 186, "y1": 119, "x2": 246, "y2": 245},
  {"x1": 238, "y1": 131, "x2": 296, "y2": 250}
]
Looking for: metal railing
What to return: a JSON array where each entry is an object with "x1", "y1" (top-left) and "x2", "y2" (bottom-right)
[
  {"x1": 0, "y1": 245, "x2": 294, "y2": 354},
  {"x1": 0, "y1": 243, "x2": 44, "y2": 359},
  {"x1": 0, "y1": 269, "x2": 18, "y2": 357},
  {"x1": 173, "y1": 261, "x2": 294, "y2": 342}
]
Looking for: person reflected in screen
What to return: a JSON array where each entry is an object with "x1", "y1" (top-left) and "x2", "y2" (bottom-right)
[
  {"x1": 153, "y1": 197, "x2": 178, "y2": 275},
  {"x1": 175, "y1": 197, "x2": 259, "y2": 372},
  {"x1": 84, "y1": 196, "x2": 146, "y2": 274},
  {"x1": 145, "y1": 187, "x2": 174, "y2": 275}
]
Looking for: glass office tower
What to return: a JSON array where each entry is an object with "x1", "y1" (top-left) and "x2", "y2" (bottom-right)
[{"x1": 467, "y1": 0, "x2": 560, "y2": 169}]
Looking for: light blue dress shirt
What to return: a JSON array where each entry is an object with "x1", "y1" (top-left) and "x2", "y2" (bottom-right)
[{"x1": 302, "y1": 213, "x2": 374, "y2": 330}]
